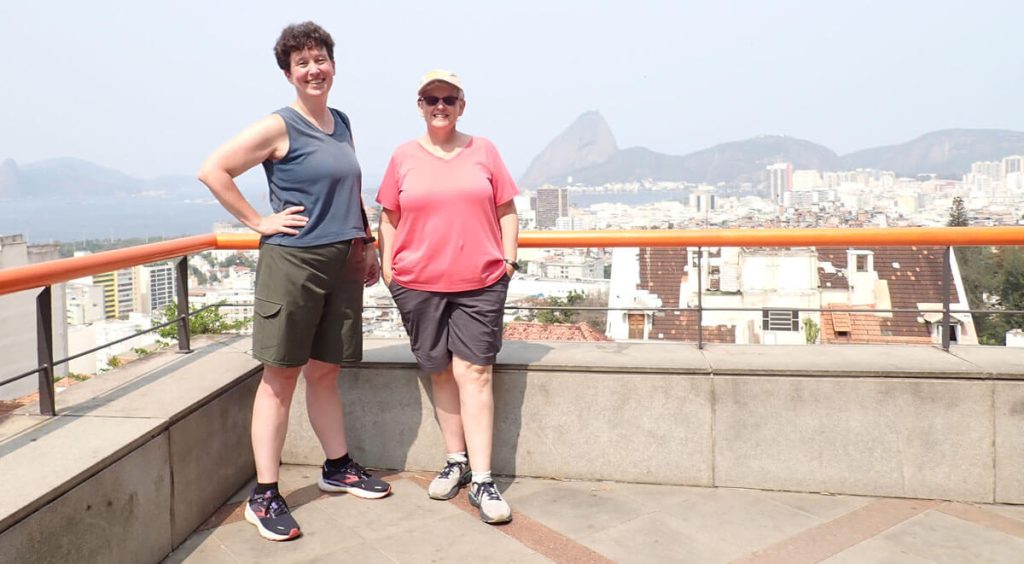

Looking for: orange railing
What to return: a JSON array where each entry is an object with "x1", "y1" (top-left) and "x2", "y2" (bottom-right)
[
  {"x1": 4, "y1": 226, "x2": 1024, "y2": 296},
  {"x1": 3, "y1": 226, "x2": 1024, "y2": 416}
]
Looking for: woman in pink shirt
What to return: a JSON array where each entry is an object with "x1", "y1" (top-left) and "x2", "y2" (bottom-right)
[{"x1": 377, "y1": 69, "x2": 519, "y2": 524}]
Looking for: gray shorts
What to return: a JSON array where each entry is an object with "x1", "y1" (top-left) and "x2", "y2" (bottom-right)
[
  {"x1": 252, "y1": 240, "x2": 367, "y2": 368},
  {"x1": 388, "y1": 276, "x2": 510, "y2": 374}
]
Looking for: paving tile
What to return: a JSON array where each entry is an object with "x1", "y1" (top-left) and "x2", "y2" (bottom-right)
[
  {"x1": 580, "y1": 510, "x2": 744, "y2": 563},
  {"x1": 212, "y1": 503, "x2": 364, "y2": 563},
  {"x1": 496, "y1": 476, "x2": 568, "y2": 501},
  {"x1": 937, "y1": 502, "x2": 1024, "y2": 540},
  {"x1": 822, "y1": 537, "x2": 934, "y2": 563},
  {"x1": 981, "y1": 502, "x2": 1024, "y2": 524},
  {"x1": 588, "y1": 481, "x2": 699, "y2": 512},
  {"x1": 734, "y1": 497, "x2": 939, "y2": 563},
  {"x1": 656, "y1": 486, "x2": 825, "y2": 553},
  {"x1": 371, "y1": 512, "x2": 543, "y2": 564},
  {"x1": 507, "y1": 553, "x2": 555, "y2": 564},
  {"x1": 290, "y1": 542, "x2": 395, "y2": 563},
  {"x1": 753, "y1": 489, "x2": 876, "y2": 522},
  {"x1": 875, "y1": 511, "x2": 1024, "y2": 563},
  {"x1": 510, "y1": 479, "x2": 649, "y2": 539},
  {"x1": 163, "y1": 529, "x2": 239, "y2": 564},
  {"x1": 313, "y1": 478, "x2": 463, "y2": 541}
]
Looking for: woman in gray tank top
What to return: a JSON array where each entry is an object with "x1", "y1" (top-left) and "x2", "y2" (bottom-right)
[{"x1": 197, "y1": 21, "x2": 389, "y2": 542}]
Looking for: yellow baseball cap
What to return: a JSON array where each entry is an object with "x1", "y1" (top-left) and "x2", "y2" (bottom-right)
[{"x1": 417, "y1": 69, "x2": 463, "y2": 95}]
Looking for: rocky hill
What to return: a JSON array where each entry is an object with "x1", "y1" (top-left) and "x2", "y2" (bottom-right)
[
  {"x1": 842, "y1": 129, "x2": 1024, "y2": 176},
  {"x1": 519, "y1": 111, "x2": 618, "y2": 188},
  {"x1": 518, "y1": 114, "x2": 1024, "y2": 188}
]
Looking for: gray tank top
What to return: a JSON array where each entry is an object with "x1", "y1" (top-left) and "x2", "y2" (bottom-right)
[{"x1": 261, "y1": 106, "x2": 364, "y2": 247}]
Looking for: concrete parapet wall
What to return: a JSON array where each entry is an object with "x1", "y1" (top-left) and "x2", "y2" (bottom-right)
[
  {"x1": 0, "y1": 337, "x2": 260, "y2": 562},
  {"x1": 283, "y1": 341, "x2": 1024, "y2": 504}
]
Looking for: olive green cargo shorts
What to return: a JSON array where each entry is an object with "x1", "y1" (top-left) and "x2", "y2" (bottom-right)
[{"x1": 252, "y1": 240, "x2": 366, "y2": 367}]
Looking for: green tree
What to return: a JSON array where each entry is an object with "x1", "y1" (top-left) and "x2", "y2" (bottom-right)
[
  {"x1": 960, "y1": 247, "x2": 1024, "y2": 345},
  {"x1": 803, "y1": 318, "x2": 819, "y2": 344},
  {"x1": 535, "y1": 290, "x2": 586, "y2": 324},
  {"x1": 155, "y1": 302, "x2": 250, "y2": 340},
  {"x1": 220, "y1": 253, "x2": 257, "y2": 269},
  {"x1": 189, "y1": 264, "x2": 209, "y2": 286},
  {"x1": 947, "y1": 196, "x2": 969, "y2": 227}
]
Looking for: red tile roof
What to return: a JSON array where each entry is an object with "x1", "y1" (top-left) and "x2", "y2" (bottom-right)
[
  {"x1": 503, "y1": 321, "x2": 609, "y2": 342},
  {"x1": 638, "y1": 248, "x2": 736, "y2": 344},
  {"x1": 817, "y1": 246, "x2": 959, "y2": 343}
]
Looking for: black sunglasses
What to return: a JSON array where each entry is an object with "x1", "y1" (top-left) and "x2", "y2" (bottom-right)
[{"x1": 419, "y1": 95, "x2": 460, "y2": 106}]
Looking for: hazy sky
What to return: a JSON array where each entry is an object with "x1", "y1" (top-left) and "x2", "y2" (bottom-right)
[{"x1": 1, "y1": 0, "x2": 1022, "y2": 185}]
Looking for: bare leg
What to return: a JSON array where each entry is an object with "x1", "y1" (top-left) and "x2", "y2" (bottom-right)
[
  {"x1": 252, "y1": 364, "x2": 301, "y2": 483},
  {"x1": 303, "y1": 358, "x2": 348, "y2": 459},
  {"x1": 431, "y1": 361, "x2": 467, "y2": 454},
  {"x1": 451, "y1": 355, "x2": 494, "y2": 473}
]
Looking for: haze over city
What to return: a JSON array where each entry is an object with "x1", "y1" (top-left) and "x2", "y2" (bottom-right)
[{"x1": 2, "y1": 0, "x2": 1022, "y2": 185}]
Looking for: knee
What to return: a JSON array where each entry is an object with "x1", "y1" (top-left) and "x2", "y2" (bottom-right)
[
  {"x1": 259, "y1": 366, "x2": 301, "y2": 400},
  {"x1": 455, "y1": 362, "x2": 492, "y2": 389},
  {"x1": 304, "y1": 364, "x2": 340, "y2": 387},
  {"x1": 430, "y1": 365, "x2": 455, "y2": 384}
]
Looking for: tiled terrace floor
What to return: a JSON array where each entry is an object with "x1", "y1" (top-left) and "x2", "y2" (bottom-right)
[{"x1": 166, "y1": 465, "x2": 1024, "y2": 564}]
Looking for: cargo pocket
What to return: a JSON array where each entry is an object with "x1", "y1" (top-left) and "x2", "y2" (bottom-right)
[{"x1": 253, "y1": 297, "x2": 284, "y2": 360}]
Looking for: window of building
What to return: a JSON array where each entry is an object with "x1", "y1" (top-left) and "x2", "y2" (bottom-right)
[{"x1": 762, "y1": 309, "x2": 799, "y2": 331}]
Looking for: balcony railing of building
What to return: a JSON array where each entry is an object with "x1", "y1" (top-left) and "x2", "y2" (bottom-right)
[{"x1": 2, "y1": 226, "x2": 1024, "y2": 416}]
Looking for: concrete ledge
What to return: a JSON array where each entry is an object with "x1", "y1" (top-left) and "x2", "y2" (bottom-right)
[
  {"x1": 283, "y1": 340, "x2": 1024, "y2": 504},
  {"x1": 713, "y1": 376, "x2": 994, "y2": 501},
  {"x1": 1, "y1": 435, "x2": 173, "y2": 563},
  {"x1": 0, "y1": 336, "x2": 261, "y2": 560}
]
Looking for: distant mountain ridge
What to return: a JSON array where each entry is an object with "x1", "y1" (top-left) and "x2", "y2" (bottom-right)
[
  {"x1": 0, "y1": 157, "x2": 204, "y2": 200},
  {"x1": 8, "y1": 121, "x2": 1024, "y2": 199},
  {"x1": 842, "y1": 129, "x2": 1024, "y2": 176},
  {"x1": 519, "y1": 113, "x2": 1024, "y2": 188}
]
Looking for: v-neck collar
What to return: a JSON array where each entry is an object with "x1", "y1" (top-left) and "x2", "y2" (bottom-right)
[
  {"x1": 286, "y1": 106, "x2": 337, "y2": 136},
  {"x1": 416, "y1": 136, "x2": 474, "y2": 162}
]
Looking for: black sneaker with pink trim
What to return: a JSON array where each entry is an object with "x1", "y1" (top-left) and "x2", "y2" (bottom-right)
[
  {"x1": 244, "y1": 489, "x2": 301, "y2": 541},
  {"x1": 318, "y1": 459, "x2": 391, "y2": 499}
]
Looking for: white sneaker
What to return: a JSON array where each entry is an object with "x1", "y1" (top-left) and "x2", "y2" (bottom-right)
[
  {"x1": 428, "y1": 460, "x2": 470, "y2": 500},
  {"x1": 468, "y1": 480, "x2": 512, "y2": 524}
]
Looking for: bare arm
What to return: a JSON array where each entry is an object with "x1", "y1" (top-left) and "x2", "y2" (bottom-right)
[
  {"x1": 197, "y1": 115, "x2": 308, "y2": 236},
  {"x1": 378, "y1": 208, "x2": 401, "y2": 285},
  {"x1": 361, "y1": 209, "x2": 380, "y2": 287},
  {"x1": 497, "y1": 200, "x2": 519, "y2": 276}
]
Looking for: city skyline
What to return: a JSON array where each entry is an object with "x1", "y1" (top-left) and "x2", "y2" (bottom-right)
[{"x1": 1, "y1": 0, "x2": 1022, "y2": 185}]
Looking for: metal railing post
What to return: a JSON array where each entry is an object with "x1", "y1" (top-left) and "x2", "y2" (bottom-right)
[
  {"x1": 697, "y1": 247, "x2": 704, "y2": 350},
  {"x1": 36, "y1": 286, "x2": 56, "y2": 416},
  {"x1": 942, "y1": 246, "x2": 952, "y2": 351},
  {"x1": 176, "y1": 256, "x2": 191, "y2": 353}
]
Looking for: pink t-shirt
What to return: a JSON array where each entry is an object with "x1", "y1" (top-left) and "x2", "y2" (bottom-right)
[{"x1": 376, "y1": 137, "x2": 519, "y2": 292}]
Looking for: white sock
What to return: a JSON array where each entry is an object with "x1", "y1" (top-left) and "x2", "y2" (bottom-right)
[
  {"x1": 472, "y1": 470, "x2": 492, "y2": 484},
  {"x1": 447, "y1": 452, "x2": 468, "y2": 464}
]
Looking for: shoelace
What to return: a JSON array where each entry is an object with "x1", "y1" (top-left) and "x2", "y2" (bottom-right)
[
  {"x1": 438, "y1": 460, "x2": 464, "y2": 480},
  {"x1": 262, "y1": 492, "x2": 291, "y2": 518},
  {"x1": 476, "y1": 481, "x2": 502, "y2": 501},
  {"x1": 343, "y1": 460, "x2": 370, "y2": 479}
]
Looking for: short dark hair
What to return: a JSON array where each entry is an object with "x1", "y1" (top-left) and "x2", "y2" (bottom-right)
[{"x1": 274, "y1": 21, "x2": 335, "y2": 71}]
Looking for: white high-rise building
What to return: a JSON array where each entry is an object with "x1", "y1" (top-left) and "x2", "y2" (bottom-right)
[
  {"x1": 791, "y1": 170, "x2": 823, "y2": 190},
  {"x1": 66, "y1": 283, "x2": 105, "y2": 325},
  {"x1": 1003, "y1": 155, "x2": 1024, "y2": 178},
  {"x1": 536, "y1": 186, "x2": 570, "y2": 229},
  {"x1": 971, "y1": 161, "x2": 1002, "y2": 180},
  {"x1": 133, "y1": 262, "x2": 177, "y2": 314},
  {"x1": 767, "y1": 163, "x2": 792, "y2": 204},
  {"x1": 0, "y1": 235, "x2": 69, "y2": 400}
]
